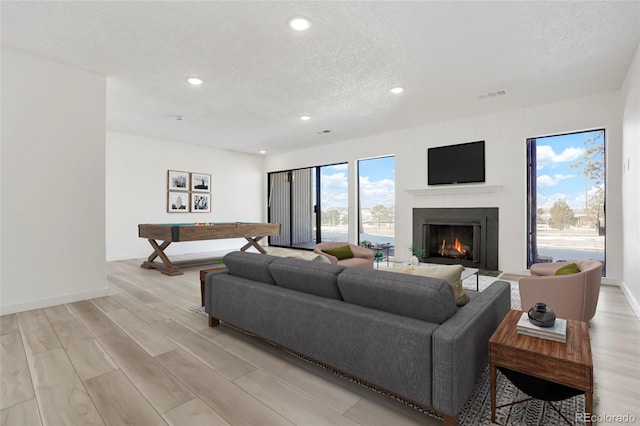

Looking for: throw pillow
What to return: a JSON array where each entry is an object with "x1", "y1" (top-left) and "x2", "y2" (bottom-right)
[
  {"x1": 387, "y1": 264, "x2": 470, "y2": 306},
  {"x1": 312, "y1": 254, "x2": 331, "y2": 263},
  {"x1": 555, "y1": 262, "x2": 580, "y2": 275},
  {"x1": 321, "y1": 245, "x2": 354, "y2": 260}
]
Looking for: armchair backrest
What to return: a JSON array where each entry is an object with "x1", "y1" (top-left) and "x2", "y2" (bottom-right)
[
  {"x1": 575, "y1": 260, "x2": 603, "y2": 322},
  {"x1": 520, "y1": 259, "x2": 602, "y2": 322}
]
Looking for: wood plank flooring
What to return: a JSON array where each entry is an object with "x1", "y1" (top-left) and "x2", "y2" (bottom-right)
[{"x1": 1, "y1": 258, "x2": 639, "y2": 425}]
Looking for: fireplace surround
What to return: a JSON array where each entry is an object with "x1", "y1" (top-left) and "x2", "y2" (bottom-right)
[{"x1": 413, "y1": 207, "x2": 499, "y2": 271}]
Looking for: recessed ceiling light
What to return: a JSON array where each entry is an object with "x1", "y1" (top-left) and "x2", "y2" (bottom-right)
[
  {"x1": 187, "y1": 76, "x2": 204, "y2": 86},
  {"x1": 300, "y1": 115, "x2": 311, "y2": 121},
  {"x1": 288, "y1": 16, "x2": 312, "y2": 31},
  {"x1": 259, "y1": 150, "x2": 267, "y2": 155},
  {"x1": 390, "y1": 87, "x2": 405, "y2": 94}
]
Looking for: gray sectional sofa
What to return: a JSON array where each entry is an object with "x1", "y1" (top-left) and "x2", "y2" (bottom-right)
[{"x1": 205, "y1": 251, "x2": 511, "y2": 425}]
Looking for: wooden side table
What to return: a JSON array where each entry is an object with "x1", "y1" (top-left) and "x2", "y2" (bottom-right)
[
  {"x1": 199, "y1": 265, "x2": 228, "y2": 306},
  {"x1": 489, "y1": 310, "x2": 593, "y2": 425}
]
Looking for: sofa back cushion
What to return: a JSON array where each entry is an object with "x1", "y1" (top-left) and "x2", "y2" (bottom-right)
[
  {"x1": 337, "y1": 268, "x2": 457, "y2": 324},
  {"x1": 222, "y1": 251, "x2": 278, "y2": 285},
  {"x1": 270, "y1": 257, "x2": 345, "y2": 300}
]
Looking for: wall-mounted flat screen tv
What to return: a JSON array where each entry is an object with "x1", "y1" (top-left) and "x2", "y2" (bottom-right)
[{"x1": 427, "y1": 140, "x2": 485, "y2": 185}]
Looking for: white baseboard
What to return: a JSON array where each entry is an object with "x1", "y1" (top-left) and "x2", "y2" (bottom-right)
[
  {"x1": 0, "y1": 288, "x2": 110, "y2": 315},
  {"x1": 619, "y1": 282, "x2": 640, "y2": 320}
]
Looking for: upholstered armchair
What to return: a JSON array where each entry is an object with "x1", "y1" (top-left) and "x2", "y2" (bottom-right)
[
  {"x1": 519, "y1": 260, "x2": 603, "y2": 322},
  {"x1": 313, "y1": 242, "x2": 375, "y2": 269}
]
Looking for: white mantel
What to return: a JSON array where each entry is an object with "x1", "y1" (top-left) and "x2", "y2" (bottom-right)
[{"x1": 406, "y1": 185, "x2": 503, "y2": 196}]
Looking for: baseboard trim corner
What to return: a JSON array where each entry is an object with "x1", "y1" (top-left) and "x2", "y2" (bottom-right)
[
  {"x1": 619, "y1": 281, "x2": 640, "y2": 320},
  {"x1": 0, "y1": 287, "x2": 110, "y2": 315}
]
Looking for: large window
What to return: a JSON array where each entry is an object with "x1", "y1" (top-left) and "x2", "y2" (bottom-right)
[
  {"x1": 358, "y1": 156, "x2": 395, "y2": 254},
  {"x1": 527, "y1": 130, "x2": 606, "y2": 274}
]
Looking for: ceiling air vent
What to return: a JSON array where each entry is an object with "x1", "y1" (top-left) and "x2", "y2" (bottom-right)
[
  {"x1": 317, "y1": 130, "x2": 332, "y2": 135},
  {"x1": 479, "y1": 90, "x2": 507, "y2": 99}
]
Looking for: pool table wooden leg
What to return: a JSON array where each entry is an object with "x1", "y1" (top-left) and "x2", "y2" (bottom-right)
[
  {"x1": 141, "y1": 239, "x2": 183, "y2": 276},
  {"x1": 240, "y1": 236, "x2": 267, "y2": 254}
]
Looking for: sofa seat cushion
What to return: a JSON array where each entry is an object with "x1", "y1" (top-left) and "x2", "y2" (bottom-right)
[
  {"x1": 337, "y1": 268, "x2": 457, "y2": 324},
  {"x1": 387, "y1": 264, "x2": 470, "y2": 306},
  {"x1": 222, "y1": 251, "x2": 278, "y2": 285},
  {"x1": 270, "y1": 257, "x2": 345, "y2": 300}
]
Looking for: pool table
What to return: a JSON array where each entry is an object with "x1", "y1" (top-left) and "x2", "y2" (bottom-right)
[{"x1": 138, "y1": 222, "x2": 280, "y2": 276}]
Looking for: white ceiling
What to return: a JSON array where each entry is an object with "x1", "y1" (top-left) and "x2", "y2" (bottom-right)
[{"x1": 2, "y1": 1, "x2": 639, "y2": 155}]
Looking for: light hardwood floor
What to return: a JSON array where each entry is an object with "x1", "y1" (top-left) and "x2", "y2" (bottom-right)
[{"x1": 1, "y1": 259, "x2": 639, "y2": 425}]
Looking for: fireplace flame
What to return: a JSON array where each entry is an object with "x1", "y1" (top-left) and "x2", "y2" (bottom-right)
[{"x1": 441, "y1": 238, "x2": 467, "y2": 256}]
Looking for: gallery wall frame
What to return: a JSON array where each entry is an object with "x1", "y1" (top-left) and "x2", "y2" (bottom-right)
[
  {"x1": 168, "y1": 191, "x2": 190, "y2": 212},
  {"x1": 191, "y1": 193, "x2": 211, "y2": 213},
  {"x1": 166, "y1": 169, "x2": 212, "y2": 213},
  {"x1": 168, "y1": 170, "x2": 190, "y2": 191},
  {"x1": 191, "y1": 172, "x2": 211, "y2": 192}
]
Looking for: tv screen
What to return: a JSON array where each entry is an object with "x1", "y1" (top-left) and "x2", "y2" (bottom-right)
[{"x1": 428, "y1": 141, "x2": 485, "y2": 185}]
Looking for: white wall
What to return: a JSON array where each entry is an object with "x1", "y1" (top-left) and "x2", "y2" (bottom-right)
[
  {"x1": 266, "y1": 90, "x2": 623, "y2": 280},
  {"x1": 106, "y1": 131, "x2": 265, "y2": 261},
  {"x1": 1, "y1": 47, "x2": 108, "y2": 314},
  {"x1": 620, "y1": 41, "x2": 640, "y2": 316}
]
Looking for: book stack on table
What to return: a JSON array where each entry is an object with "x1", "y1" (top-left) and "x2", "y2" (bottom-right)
[{"x1": 516, "y1": 312, "x2": 567, "y2": 343}]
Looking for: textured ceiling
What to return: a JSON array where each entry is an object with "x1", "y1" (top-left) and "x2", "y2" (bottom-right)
[{"x1": 2, "y1": 1, "x2": 639, "y2": 155}]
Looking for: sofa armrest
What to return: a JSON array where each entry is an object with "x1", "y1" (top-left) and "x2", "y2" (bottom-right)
[
  {"x1": 431, "y1": 281, "x2": 511, "y2": 416},
  {"x1": 204, "y1": 270, "x2": 230, "y2": 313}
]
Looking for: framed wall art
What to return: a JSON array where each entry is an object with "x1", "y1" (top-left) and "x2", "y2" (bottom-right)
[
  {"x1": 168, "y1": 170, "x2": 190, "y2": 191},
  {"x1": 168, "y1": 191, "x2": 190, "y2": 212},
  {"x1": 191, "y1": 193, "x2": 211, "y2": 213},
  {"x1": 191, "y1": 172, "x2": 211, "y2": 192}
]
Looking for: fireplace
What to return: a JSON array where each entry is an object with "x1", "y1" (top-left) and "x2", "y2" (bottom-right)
[
  {"x1": 426, "y1": 223, "x2": 479, "y2": 262},
  {"x1": 413, "y1": 208, "x2": 498, "y2": 271}
]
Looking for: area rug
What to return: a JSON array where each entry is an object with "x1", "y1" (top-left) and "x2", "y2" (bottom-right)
[
  {"x1": 464, "y1": 275, "x2": 521, "y2": 310},
  {"x1": 458, "y1": 366, "x2": 586, "y2": 425}
]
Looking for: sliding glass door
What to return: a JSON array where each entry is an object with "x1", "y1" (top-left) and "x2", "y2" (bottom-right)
[{"x1": 268, "y1": 163, "x2": 348, "y2": 248}]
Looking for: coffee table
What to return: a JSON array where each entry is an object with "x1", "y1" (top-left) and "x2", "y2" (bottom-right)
[{"x1": 489, "y1": 310, "x2": 593, "y2": 425}]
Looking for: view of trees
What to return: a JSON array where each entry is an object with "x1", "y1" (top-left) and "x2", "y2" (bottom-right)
[
  {"x1": 321, "y1": 207, "x2": 347, "y2": 226},
  {"x1": 369, "y1": 204, "x2": 394, "y2": 227},
  {"x1": 549, "y1": 199, "x2": 577, "y2": 230},
  {"x1": 570, "y1": 130, "x2": 605, "y2": 214},
  {"x1": 539, "y1": 130, "x2": 605, "y2": 232},
  {"x1": 586, "y1": 186, "x2": 605, "y2": 229}
]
